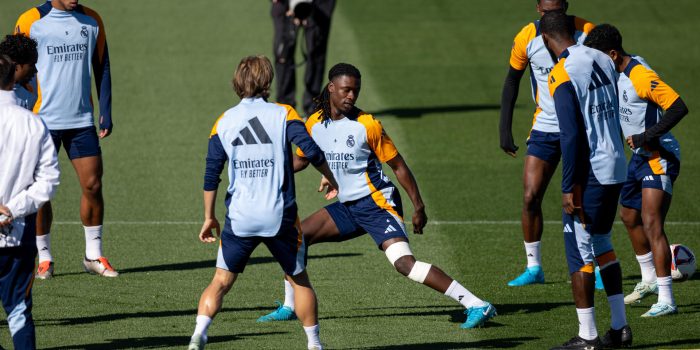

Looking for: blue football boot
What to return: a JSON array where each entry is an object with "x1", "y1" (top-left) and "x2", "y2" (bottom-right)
[
  {"x1": 461, "y1": 302, "x2": 497, "y2": 329},
  {"x1": 256, "y1": 301, "x2": 297, "y2": 322},
  {"x1": 507, "y1": 266, "x2": 545, "y2": 286}
]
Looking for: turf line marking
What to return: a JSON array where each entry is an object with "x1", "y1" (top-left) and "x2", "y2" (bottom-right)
[{"x1": 53, "y1": 220, "x2": 700, "y2": 226}]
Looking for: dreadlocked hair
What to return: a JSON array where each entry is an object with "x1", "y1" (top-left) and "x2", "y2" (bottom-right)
[
  {"x1": 312, "y1": 63, "x2": 361, "y2": 122},
  {"x1": 0, "y1": 34, "x2": 38, "y2": 65}
]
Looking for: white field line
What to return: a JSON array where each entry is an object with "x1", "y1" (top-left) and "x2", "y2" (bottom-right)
[{"x1": 53, "y1": 220, "x2": 700, "y2": 226}]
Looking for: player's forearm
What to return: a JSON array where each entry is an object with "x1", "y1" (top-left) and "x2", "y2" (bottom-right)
[
  {"x1": 499, "y1": 67, "x2": 525, "y2": 149},
  {"x1": 293, "y1": 154, "x2": 310, "y2": 172},
  {"x1": 313, "y1": 161, "x2": 338, "y2": 190},
  {"x1": 5, "y1": 132, "x2": 60, "y2": 218},
  {"x1": 390, "y1": 156, "x2": 425, "y2": 211},
  {"x1": 93, "y1": 44, "x2": 112, "y2": 126},
  {"x1": 203, "y1": 190, "x2": 217, "y2": 220},
  {"x1": 553, "y1": 83, "x2": 581, "y2": 193},
  {"x1": 632, "y1": 97, "x2": 688, "y2": 147}
]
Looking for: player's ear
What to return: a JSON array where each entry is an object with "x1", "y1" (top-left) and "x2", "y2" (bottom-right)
[{"x1": 328, "y1": 81, "x2": 336, "y2": 93}]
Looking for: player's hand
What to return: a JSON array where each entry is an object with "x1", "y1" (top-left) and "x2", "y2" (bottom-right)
[
  {"x1": 562, "y1": 193, "x2": 576, "y2": 215},
  {"x1": 0, "y1": 205, "x2": 13, "y2": 227},
  {"x1": 199, "y1": 217, "x2": 220, "y2": 243},
  {"x1": 500, "y1": 139, "x2": 519, "y2": 158},
  {"x1": 412, "y1": 207, "x2": 427, "y2": 234},
  {"x1": 626, "y1": 135, "x2": 636, "y2": 149},
  {"x1": 99, "y1": 115, "x2": 113, "y2": 139},
  {"x1": 318, "y1": 176, "x2": 338, "y2": 200}
]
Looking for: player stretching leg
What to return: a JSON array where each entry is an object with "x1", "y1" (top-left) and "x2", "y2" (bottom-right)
[
  {"x1": 585, "y1": 25, "x2": 689, "y2": 318},
  {"x1": 499, "y1": 0, "x2": 596, "y2": 287},
  {"x1": 15, "y1": 0, "x2": 117, "y2": 278},
  {"x1": 188, "y1": 56, "x2": 338, "y2": 350},
  {"x1": 258, "y1": 63, "x2": 496, "y2": 329},
  {"x1": 544, "y1": 12, "x2": 631, "y2": 349}
]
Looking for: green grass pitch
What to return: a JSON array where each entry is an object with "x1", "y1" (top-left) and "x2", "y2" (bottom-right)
[{"x1": 1, "y1": 1, "x2": 699, "y2": 348}]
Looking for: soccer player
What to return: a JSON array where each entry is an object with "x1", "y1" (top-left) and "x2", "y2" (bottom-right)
[
  {"x1": 15, "y1": 0, "x2": 116, "y2": 278},
  {"x1": 584, "y1": 24, "x2": 689, "y2": 318},
  {"x1": 0, "y1": 34, "x2": 38, "y2": 111},
  {"x1": 0, "y1": 54, "x2": 60, "y2": 350},
  {"x1": 188, "y1": 55, "x2": 338, "y2": 350},
  {"x1": 500, "y1": 0, "x2": 595, "y2": 286},
  {"x1": 258, "y1": 63, "x2": 496, "y2": 329},
  {"x1": 543, "y1": 12, "x2": 631, "y2": 349}
]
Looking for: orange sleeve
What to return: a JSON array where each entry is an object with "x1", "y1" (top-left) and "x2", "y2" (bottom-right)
[
  {"x1": 548, "y1": 59, "x2": 571, "y2": 97},
  {"x1": 295, "y1": 110, "x2": 323, "y2": 158},
  {"x1": 14, "y1": 8, "x2": 41, "y2": 36},
  {"x1": 358, "y1": 114, "x2": 399, "y2": 163},
  {"x1": 82, "y1": 7, "x2": 107, "y2": 62},
  {"x1": 574, "y1": 17, "x2": 595, "y2": 35},
  {"x1": 629, "y1": 65, "x2": 680, "y2": 110},
  {"x1": 276, "y1": 103, "x2": 304, "y2": 122},
  {"x1": 209, "y1": 113, "x2": 225, "y2": 138},
  {"x1": 509, "y1": 23, "x2": 536, "y2": 71}
]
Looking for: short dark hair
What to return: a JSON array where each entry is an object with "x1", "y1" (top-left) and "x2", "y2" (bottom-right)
[
  {"x1": 584, "y1": 24, "x2": 624, "y2": 53},
  {"x1": 0, "y1": 55, "x2": 16, "y2": 88},
  {"x1": 0, "y1": 34, "x2": 38, "y2": 65},
  {"x1": 540, "y1": 11, "x2": 574, "y2": 40}
]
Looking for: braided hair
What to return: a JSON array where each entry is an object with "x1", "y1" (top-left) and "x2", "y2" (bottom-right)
[{"x1": 312, "y1": 63, "x2": 361, "y2": 122}]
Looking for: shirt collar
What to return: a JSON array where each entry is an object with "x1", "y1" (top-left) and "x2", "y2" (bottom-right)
[
  {"x1": 0, "y1": 90, "x2": 17, "y2": 106},
  {"x1": 240, "y1": 97, "x2": 265, "y2": 104}
]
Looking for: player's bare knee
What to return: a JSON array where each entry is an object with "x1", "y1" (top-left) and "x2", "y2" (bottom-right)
[
  {"x1": 82, "y1": 176, "x2": 102, "y2": 196},
  {"x1": 522, "y1": 190, "x2": 541, "y2": 212},
  {"x1": 393, "y1": 255, "x2": 415, "y2": 276},
  {"x1": 619, "y1": 207, "x2": 637, "y2": 227}
]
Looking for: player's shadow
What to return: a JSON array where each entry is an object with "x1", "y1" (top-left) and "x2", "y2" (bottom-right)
[
  {"x1": 349, "y1": 337, "x2": 538, "y2": 349},
  {"x1": 632, "y1": 338, "x2": 700, "y2": 349},
  {"x1": 495, "y1": 302, "x2": 571, "y2": 315},
  {"x1": 57, "y1": 252, "x2": 361, "y2": 276},
  {"x1": 320, "y1": 304, "x2": 502, "y2": 327},
  {"x1": 372, "y1": 104, "x2": 501, "y2": 118},
  {"x1": 37, "y1": 306, "x2": 270, "y2": 326},
  {"x1": 41, "y1": 332, "x2": 286, "y2": 349}
]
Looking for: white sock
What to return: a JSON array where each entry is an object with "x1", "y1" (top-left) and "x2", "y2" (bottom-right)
[
  {"x1": 445, "y1": 280, "x2": 486, "y2": 308},
  {"x1": 36, "y1": 233, "x2": 53, "y2": 262},
  {"x1": 607, "y1": 294, "x2": 627, "y2": 330},
  {"x1": 657, "y1": 276, "x2": 675, "y2": 305},
  {"x1": 576, "y1": 307, "x2": 598, "y2": 340},
  {"x1": 193, "y1": 315, "x2": 212, "y2": 341},
  {"x1": 283, "y1": 279, "x2": 295, "y2": 310},
  {"x1": 524, "y1": 241, "x2": 541, "y2": 268},
  {"x1": 84, "y1": 225, "x2": 103, "y2": 260},
  {"x1": 303, "y1": 324, "x2": 322, "y2": 349},
  {"x1": 636, "y1": 252, "x2": 656, "y2": 284}
]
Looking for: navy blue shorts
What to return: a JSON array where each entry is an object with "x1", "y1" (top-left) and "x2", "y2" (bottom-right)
[
  {"x1": 563, "y1": 182, "x2": 622, "y2": 274},
  {"x1": 50, "y1": 126, "x2": 101, "y2": 160},
  {"x1": 216, "y1": 219, "x2": 307, "y2": 276},
  {"x1": 325, "y1": 187, "x2": 407, "y2": 249},
  {"x1": 620, "y1": 153, "x2": 679, "y2": 211},
  {"x1": 526, "y1": 130, "x2": 561, "y2": 165}
]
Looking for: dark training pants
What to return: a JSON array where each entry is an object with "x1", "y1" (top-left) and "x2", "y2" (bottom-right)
[{"x1": 272, "y1": 0, "x2": 336, "y2": 115}]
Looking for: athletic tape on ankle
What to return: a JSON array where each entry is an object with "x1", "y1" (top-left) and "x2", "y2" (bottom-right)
[
  {"x1": 408, "y1": 261, "x2": 431, "y2": 283},
  {"x1": 385, "y1": 241, "x2": 413, "y2": 265}
]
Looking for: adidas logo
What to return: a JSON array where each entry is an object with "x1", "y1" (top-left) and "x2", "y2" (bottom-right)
[
  {"x1": 643, "y1": 175, "x2": 654, "y2": 181},
  {"x1": 564, "y1": 224, "x2": 573, "y2": 233},
  {"x1": 458, "y1": 295, "x2": 464, "y2": 302},
  {"x1": 232, "y1": 117, "x2": 272, "y2": 146},
  {"x1": 384, "y1": 225, "x2": 397, "y2": 234}
]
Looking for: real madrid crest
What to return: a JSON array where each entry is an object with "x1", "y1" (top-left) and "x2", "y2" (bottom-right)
[
  {"x1": 81, "y1": 26, "x2": 88, "y2": 38},
  {"x1": 623, "y1": 90, "x2": 628, "y2": 103},
  {"x1": 346, "y1": 135, "x2": 355, "y2": 148}
]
